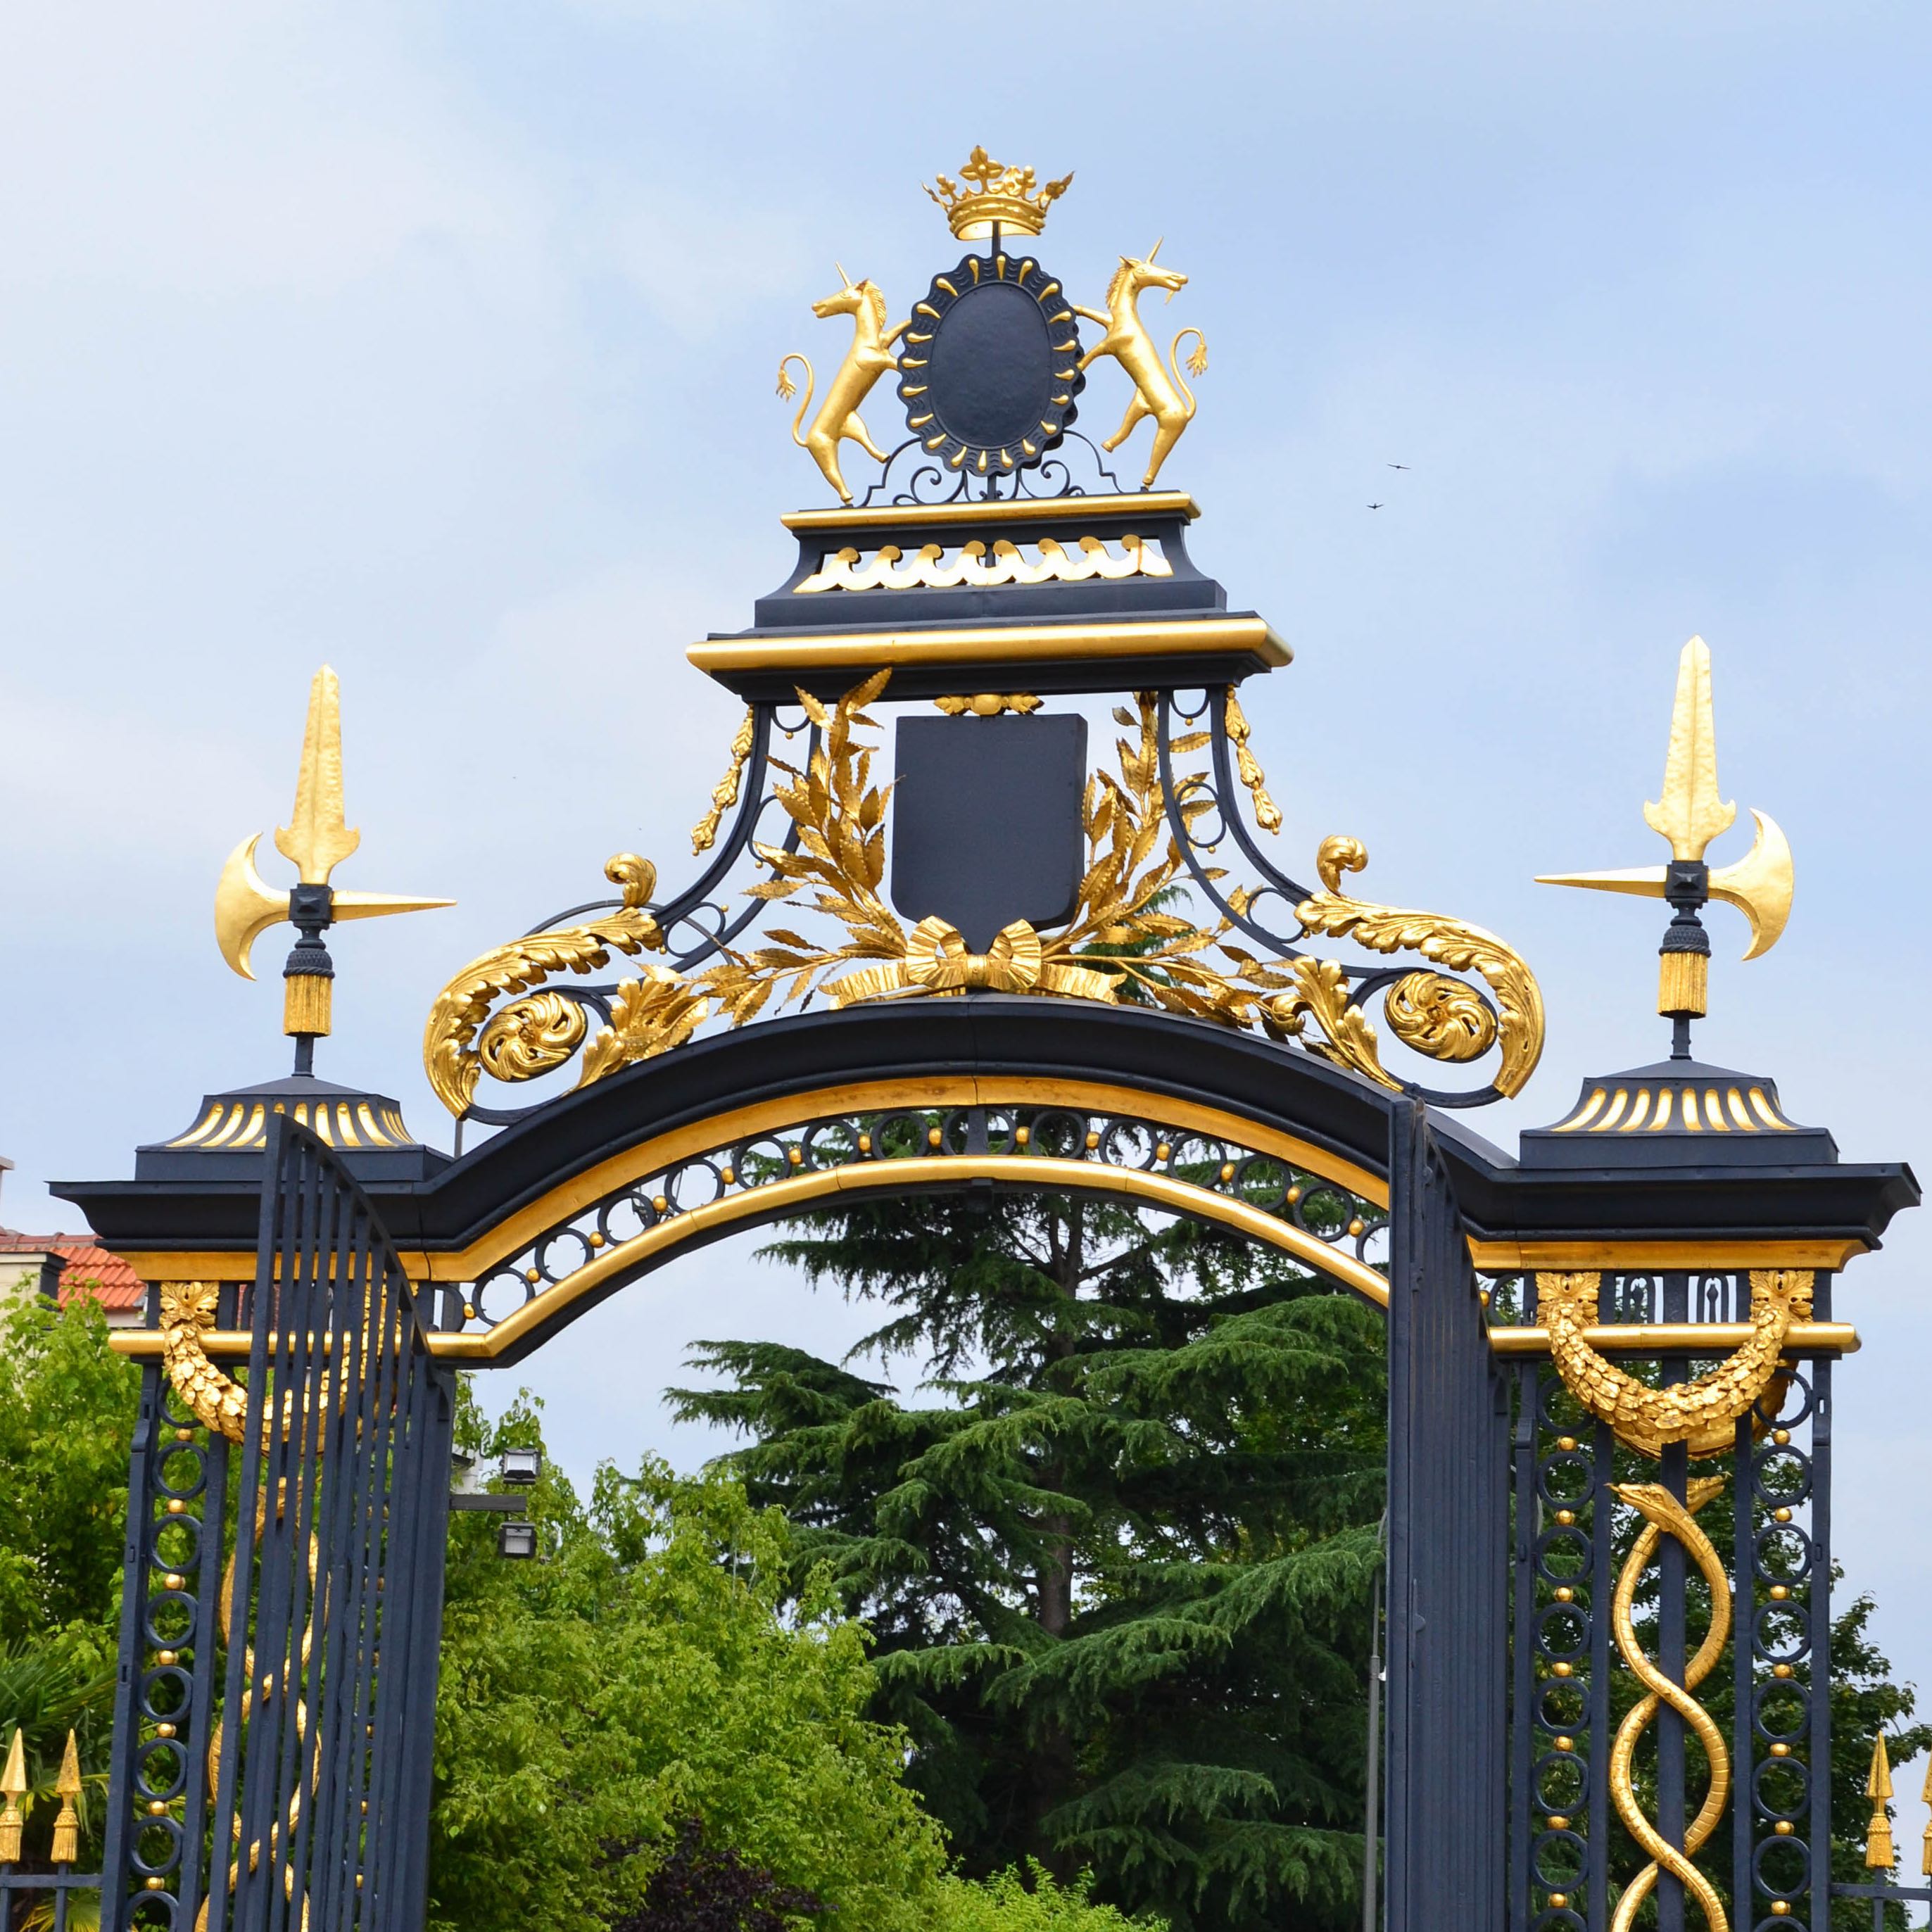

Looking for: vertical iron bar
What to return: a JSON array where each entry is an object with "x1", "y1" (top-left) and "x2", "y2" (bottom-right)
[
  {"x1": 1508, "y1": 1365, "x2": 1536, "y2": 1932},
  {"x1": 1733, "y1": 1406, "x2": 1755, "y2": 1930},
  {"x1": 177, "y1": 1425, "x2": 232, "y2": 1928},
  {"x1": 1656, "y1": 1275, "x2": 1690, "y2": 1932},
  {"x1": 1810, "y1": 1352, "x2": 1833, "y2": 1928},
  {"x1": 389, "y1": 1365, "x2": 455, "y2": 1932},
  {"x1": 1590, "y1": 1416, "x2": 1615, "y2": 1931},
  {"x1": 99, "y1": 1361, "x2": 163, "y2": 1932},
  {"x1": 1364, "y1": 1548, "x2": 1383, "y2": 1932},
  {"x1": 208, "y1": 1119, "x2": 295, "y2": 1929}
]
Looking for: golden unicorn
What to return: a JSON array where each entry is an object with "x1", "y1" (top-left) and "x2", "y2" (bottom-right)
[
  {"x1": 776, "y1": 267, "x2": 909, "y2": 505},
  {"x1": 1073, "y1": 241, "x2": 1208, "y2": 488}
]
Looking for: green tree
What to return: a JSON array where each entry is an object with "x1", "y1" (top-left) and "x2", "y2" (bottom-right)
[
  {"x1": 431, "y1": 1390, "x2": 945, "y2": 1932},
  {"x1": 0, "y1": 1287, "x2": 139, "y2": 1871},
  {"x1": 671, "y1": 1185, "x2": 1387, "y2": 1932},
  {"x1": 0, "y1": 1286, "x2": 140, "y2": 1643}
]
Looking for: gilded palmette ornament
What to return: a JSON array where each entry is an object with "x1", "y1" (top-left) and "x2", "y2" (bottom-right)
[
  {"x1": 1865, "y1": 1733, "x2": 1896, "y2": 1869},
  {"x1": 1609, "y1": 1478, "x2": 1731, "y2": 1932},
  {"x1": 690, "y1": 709, "x2": 757, "y2": 854},
  {"x1": 0, "y1": 1726, "x2": 25, "y2": 1863},
  {"x1": 1536, "y1": 1270, "x2": 1811, "y2": 1458},
  {"x1": 422, "y1": 854, "x2": 663, "y2": 1115},
  {"x1": 49, "y1": 1729, "x2": 80, "y2": 1864}
]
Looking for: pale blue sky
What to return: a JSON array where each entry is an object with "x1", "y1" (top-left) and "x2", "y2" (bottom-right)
[{"x1": 3, "y1": 0, "x2": 1930, "y2": 1793}]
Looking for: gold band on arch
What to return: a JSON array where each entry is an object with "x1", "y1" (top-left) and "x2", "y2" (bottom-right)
[{"x1": 434, "y1": 1150, "x2": 1391, "y2": 1360}]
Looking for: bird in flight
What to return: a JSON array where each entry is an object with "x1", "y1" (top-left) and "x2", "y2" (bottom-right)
[
  {"x1": 1387, "y1": 462, "x2": 1410, "y2": 470},
  {"x1": 1367, "y1": 501, "x2": 1384, "y2": 510}
]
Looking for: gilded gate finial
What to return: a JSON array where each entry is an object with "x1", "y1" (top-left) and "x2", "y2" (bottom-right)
[
  {"x1": 215, "y1": 667, "x2": 452, "y2": 1068},
  {"x1": 1538, "y1": 638, "x2": 1793, "y2": 1054},
  {"x1": 0, "y1": 1726, "x2": 25, "y2": 1863},
  {"x1": 49, "y1": 1730, "x2": 80, "y2": 1864},
  {"x1": 1864, "y1": 1732, "x2": 1896, "y2": 1869}
]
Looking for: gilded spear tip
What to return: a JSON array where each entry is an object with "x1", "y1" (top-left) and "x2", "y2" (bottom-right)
[
  {"x1": 0, "y1": 1726, "x2": 25, "y2": 1864},
  {"x1": 49, "y1": 1728, "x2": 81, "y2": 1864},
  {"x1": 274, "y1": 664, "x2": 362, "y2": 886},
  {"x1": 1642, "y1": 636, "x2": 1737, "y2": 862},
  {"x1": 1864, "y1": 1732, "x2": 1895, "y2": 1869}
]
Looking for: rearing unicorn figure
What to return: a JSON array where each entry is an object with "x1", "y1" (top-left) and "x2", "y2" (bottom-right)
[
  {"x1": 776, "y1": 268, "x2": 910, "y2": 505},
  {"x1": 1073, "y1": 241, "x2": 1209, "y2": 489}
]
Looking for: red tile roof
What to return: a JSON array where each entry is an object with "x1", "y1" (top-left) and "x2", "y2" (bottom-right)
[{"x1": 0, "y1": 1231, "x2": 146, "y2": 1311}]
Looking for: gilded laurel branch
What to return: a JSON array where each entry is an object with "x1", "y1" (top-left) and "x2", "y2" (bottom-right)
[
  {"x1": 422, "y1": 854, "x2": 664, "y2": 1116},
  {"x1": 1536, "y1": 1268, "x2": 1812, "y2": 1458},
  {"x1": 422, "y1": 678, "x2": 1548, "y2": 1112},
  {"x1": 160, "y1": 1280, "x2": 249, "y2": 1444}
]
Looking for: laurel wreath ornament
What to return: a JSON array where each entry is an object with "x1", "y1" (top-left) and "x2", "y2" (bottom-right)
[{"x1": 423, "y1": 674, "x2": 1543, "y2": 1113}]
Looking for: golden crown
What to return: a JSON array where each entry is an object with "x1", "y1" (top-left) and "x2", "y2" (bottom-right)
[{"x1": 924, "y1": 146, "x2": 1073, "y2": 240}]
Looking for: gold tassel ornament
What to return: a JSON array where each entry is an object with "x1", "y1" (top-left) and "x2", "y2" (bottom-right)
[
  {"x1": 1864, "y1": 1732, "x2": 1895, "y2": 1870},
  {"x1": 49, "y1": 1729, "x2": 81, "y2": 1864},
  {"x1": 0, "y1": 1726, "x2": 25, "y2": 1862}
]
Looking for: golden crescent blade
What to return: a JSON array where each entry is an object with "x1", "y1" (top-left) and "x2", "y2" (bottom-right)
[
  {"x1": 1707, "y1": 807, "x2": 1793, "y2": 960},
  {"x1": 213, "y1": 833, "x2": 291, "y2": 980}
]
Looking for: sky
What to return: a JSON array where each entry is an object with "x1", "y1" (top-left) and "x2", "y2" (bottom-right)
[{"x1": 2, "y1": 0, "x2": 1930, "y2": 1819}]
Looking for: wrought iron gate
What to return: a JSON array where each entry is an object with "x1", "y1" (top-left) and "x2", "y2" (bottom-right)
[{"x1": 101, "y1": 1118, "x2": 454, "y2": 1932}]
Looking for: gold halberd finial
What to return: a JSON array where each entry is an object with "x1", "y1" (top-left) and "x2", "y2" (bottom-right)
[
  {"x1": 925, "y1": 146, "x2": 1073, "y2": 239},
  {"x1": 214, "y1": 667, "x2": 452, "y2": 1056},
  {"x1": 1537, "y1": 636, "x2": 1793, "y2": 1042}
]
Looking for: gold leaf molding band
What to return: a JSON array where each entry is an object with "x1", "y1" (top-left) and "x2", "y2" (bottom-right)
[{"x1": 795, "y1": 534, "x2": 1172, "y2": 593}]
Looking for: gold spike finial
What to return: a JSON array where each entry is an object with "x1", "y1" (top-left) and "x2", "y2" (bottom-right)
[
  {"x1": 1536, "y1": 636, "x2": 1795, "y2": 1023},
  {"x1": 1643, "y1": 636, "x2": 1736, "y2": 862},
  {"x1": 49, "y1": 1728, "x2": 80, "y2": 1863},
  {"x1": 0, "y1": 1726, "x2": 25, "y2": 1864},
  {"x1": 1921, "y1": 1753, "x2": 1932, "y2": 1876},
  {"x1": 275, "y1": 665, "x2": 361, "y2": 886},
  {"x1": 1864, "y1": 1732, "x2": 1895, "y2": 1869},
  {"x1": 214, "y1": 668, "x2": 453, "y2": 999}
]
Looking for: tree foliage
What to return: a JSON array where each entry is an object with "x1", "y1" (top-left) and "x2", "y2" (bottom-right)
[
  {"x1": 0, "y1": 1287, "x2": 138, "y2": 1865},
  {"x1": 671, "y1": 1189, "x2": 1388, "y2": 1932},
  {"x1": 429, "y1": 1389, "x2": 954, "y2": 1932}
]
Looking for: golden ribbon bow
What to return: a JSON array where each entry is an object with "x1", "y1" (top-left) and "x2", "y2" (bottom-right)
[{"x1": 826, "y1": 917, "x2": 1119, "y2": 1009}]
